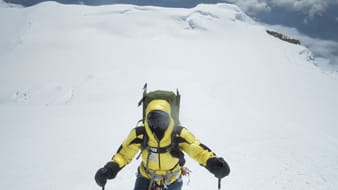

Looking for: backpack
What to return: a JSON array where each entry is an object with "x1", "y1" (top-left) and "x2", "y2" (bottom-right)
[
  {"x1": 137, "y1": 83, "x2": 185, "y2": 166},
  {"x1": 138, "y1": 83, "x2": 181, "y2": 126}
]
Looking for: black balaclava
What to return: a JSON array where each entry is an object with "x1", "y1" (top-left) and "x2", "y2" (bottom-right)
[{"x1": 147, "y1": 110, "x2": 170, "y2": 141}]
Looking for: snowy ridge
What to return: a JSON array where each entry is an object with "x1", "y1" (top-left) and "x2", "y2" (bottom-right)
[{"x1": 1, "y1": 2, "x2": 338, "y2": 190}]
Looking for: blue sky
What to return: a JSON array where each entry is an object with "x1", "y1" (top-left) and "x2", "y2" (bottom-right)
[{"x1": 4, "y1": 0, "x2": 338, "y2": 67}]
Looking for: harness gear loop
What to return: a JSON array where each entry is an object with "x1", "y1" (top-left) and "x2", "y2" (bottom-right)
[
  {"x1": 181, "y1": 167, "x2": 191, "y2": 185},
  {"x1": 143, "y1": 162, "x2": 181, "y2": 190}
]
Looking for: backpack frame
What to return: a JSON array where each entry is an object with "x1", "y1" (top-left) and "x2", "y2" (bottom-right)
[{"x1": 138, "y1": 83, "x2": 181, "y2": 126}]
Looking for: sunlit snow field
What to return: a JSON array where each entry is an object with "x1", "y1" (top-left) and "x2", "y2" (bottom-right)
[{"x1": 1, "y1": 2, "x2": 338, "y2": 190}]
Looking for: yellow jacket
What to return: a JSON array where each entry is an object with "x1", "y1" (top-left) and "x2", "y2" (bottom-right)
[{"x1": 110, "y1": 100, "x2": 216, "y2": 185}]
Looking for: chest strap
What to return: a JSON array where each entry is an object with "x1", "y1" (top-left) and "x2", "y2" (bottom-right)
[{"x1": 145, "y1": 145, "x2": 172, "y2": 154}]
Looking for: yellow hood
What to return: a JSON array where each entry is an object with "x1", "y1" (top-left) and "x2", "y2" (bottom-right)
[{"x1": 144, "y1": 99, "x2": 175, "y2": 147}]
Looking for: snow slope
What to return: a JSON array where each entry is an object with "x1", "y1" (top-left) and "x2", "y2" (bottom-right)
[{"x1": 1, "y1": 2, "x2": 338, "y2": 190}]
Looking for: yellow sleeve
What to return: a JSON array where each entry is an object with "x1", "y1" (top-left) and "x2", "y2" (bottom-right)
[
  {"x1": 179, "y1": 128, "x2": 216, "y2": 166},
  {"x1": 111, "y1": 127, "x2": 143, "y2": 168}
]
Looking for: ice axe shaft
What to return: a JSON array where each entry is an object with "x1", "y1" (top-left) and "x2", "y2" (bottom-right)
[{"x1": 218, "y1": 178, "x2": 221, "y2": 190}]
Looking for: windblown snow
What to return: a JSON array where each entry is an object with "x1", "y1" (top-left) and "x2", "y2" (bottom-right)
[{"x1": 1, "y1": 2, "x2": 338, "y2": 190}]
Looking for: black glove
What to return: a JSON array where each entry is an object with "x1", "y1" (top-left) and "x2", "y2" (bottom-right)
[
  {"x1": 95, "y1": 162, "x2": 120, "y2": 187},
  {"x1": 206, "y1": 157, "x2": 230, "y2": 178}
]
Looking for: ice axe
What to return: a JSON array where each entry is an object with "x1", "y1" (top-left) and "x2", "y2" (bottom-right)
[{"x1": 218, "y1": 178, "x2": 221, "y2": 190}]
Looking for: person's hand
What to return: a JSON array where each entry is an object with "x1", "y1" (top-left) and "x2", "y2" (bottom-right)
[
  {"x1": 95, "y1": 162, "x2": 120, "y2": 187},
  {"x1": 206, "y1": 157, "x2": 230, "y2": 178}
]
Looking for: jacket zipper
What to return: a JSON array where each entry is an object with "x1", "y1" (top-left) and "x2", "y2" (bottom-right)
[{"x1": 158, "y1": 142, "x2": 161, "y2": 169}]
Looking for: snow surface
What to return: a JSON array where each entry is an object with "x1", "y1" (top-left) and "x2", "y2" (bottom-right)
[{"x1": 1, "y1": 2, "x2": 338, "y2": 190}]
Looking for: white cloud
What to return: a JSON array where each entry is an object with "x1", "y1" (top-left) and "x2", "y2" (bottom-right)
[
  {"x1": 223, "y1": 0, "x2": 338, "y2": 19},
  {"x1": 270, "y1": 0, "x2": 334, "y2": 18},
  {"x1": 222, "y1": 0, "x2": 338, "y2": 69},
  {"x1": 222, "y1": 0, "x2": 271, "y2": 15}
]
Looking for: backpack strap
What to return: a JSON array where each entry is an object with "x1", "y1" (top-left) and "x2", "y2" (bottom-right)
[
  {"x1": 143, "y1": 126, "x2": 182, "y2": 154},
  {"x1": 141, "y1": 125, "x2": 185, "y2": 183},
  {"x1": 136, "y1": 125, "x2": 184, "y2": 156},
  {"x1": 142, "y1": 126, "x2": 183, "y2": 152},
  {"x1": 170, "y1": 126, "x2": 185, "y2": 166}
]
